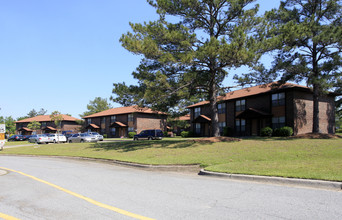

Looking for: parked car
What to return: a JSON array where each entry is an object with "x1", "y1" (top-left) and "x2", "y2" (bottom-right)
[
  {"x1": 65, "y1": 133, "x2": 74, "y2": 140},
  {"x1": 133, "y1": 129, "x2": 163, "y2": 141},
  {"x1": 87, "y1": 132, "x2": 104, "y2": 141},
  {"x1": 28, "y1": 134, "x2": 50, "y2": 144},
  {"x1": 22, "y1": 135, "x2": 32, "y2": 141},
  {"x1": 47, "y1": 134, "x2": 67, "y2": 143},
  {"x1": 8, "y1": 135, "x2": 25, "y2": 141},
  {"x1": 68, "y1": 133, "x2": 97, "y2": 143}
]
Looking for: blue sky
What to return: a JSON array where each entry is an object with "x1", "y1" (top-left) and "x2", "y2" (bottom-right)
[{"x1": 0, "y1": 0, "x2": 280, "y2": 120}]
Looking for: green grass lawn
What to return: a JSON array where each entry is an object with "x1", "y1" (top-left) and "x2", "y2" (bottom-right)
[
  {"x1": 3, "y1": 141, "x2": 32, "y2": 146},
  {"x1": 1, "y1": 137, "x2": 342, "y2": 181}
]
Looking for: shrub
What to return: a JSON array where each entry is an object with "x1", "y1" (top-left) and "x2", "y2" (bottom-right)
[
  {"x1": 181, "y1": 131, "x2": 194, "y2": 138},
  {"x1": 128, "y1": 132, "x2": 136, "y2": 138},
  {"x1": 273, "y1": 126, "x2": 293, "y2": 137},
  {"x1": 163, "y1": 131, "x2": 168, "y2": 137},
  {"x1": 260, "y1": 127, "x2": 273, "y2": 137},
  {"x1": 223, "y1": 127, "x2": 234, "y2": 137},
  {"x1": 336, "y1": 128, "x2": 342, "y2": 133},
  {"x1": 103, "y1": 134, "x2": 107, "y2": 138},
  {"x1": 181, "y1": 131, "x2": 189, "y2": 138}
]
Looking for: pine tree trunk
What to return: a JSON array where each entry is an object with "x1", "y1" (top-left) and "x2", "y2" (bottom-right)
[
  {"x1": 312, "y1": 84, "x2": 320, "y2": 133},
  {"x1": 209, "y1": 83, "x2": 220, "y2": 137}
]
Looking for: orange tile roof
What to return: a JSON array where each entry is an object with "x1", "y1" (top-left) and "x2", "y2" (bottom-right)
[
  {"x1": 45, "y1": 126, "x2": 57, "y2": 131},
  {"x1": 83, "y1": 105, "x2": 167, "y2": 118},
  {"x1": 176, "y1": 114, "x2": 190, "y2": 121},
  {"x1": 87, "y1": 123, "x2": 100, "y2": 129},
  {"x1": 18, "y1": 127, "x2": 33, "y2": 131},
  {"x1": 187, "y1": 82, "x2": 310, "y2": 108},
  {"x1": 16, "y1": 114, "x2": 81, "y2": 123}
]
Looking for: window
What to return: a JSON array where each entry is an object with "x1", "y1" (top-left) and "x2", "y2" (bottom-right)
[
  {"x1": 272, "y1": 92, "x2": 285, "y2": 106},
  {"x1": 235, "y1": 119, "x2": 246, "y2": 132},
  {"x1": 235, "y1": 99, "x2": 246, "y2": 112},
  {"x1": 128, "y1": 114, "x2": 133, "y2": 122},
  {"x1": 111, "y1": 128, "x2": 116, "y2": 136},
  {"x1": 128, "y1": 127, "x2": 134, "y2": 132},
  {"x1": 217, "y1": 103, "x2": 226, "y2": 114},
  {"x1": 41, "y1": 122, "x2": 46, "y2": 127},
  {"x1": 272, "y1": 116, "x2": 285, "y2": 129},
  {"x1": 195, "y1": 123, "x2": 201, "y2": 134},
  {"x1": 218, "y1": 122, "x2": 226, "y2": 134},
  {"x1": 101, "y1": 117, "x2": 106, "y2": 125},
  {"x1": 110, "y1": 116, "x2": 116, "y2": 123},
  {"x1": 87, "y1": 118, "x2": 91, "y2": 124},
  {"x1": 194, "y1": 107, "x2": 201, "y2": 118}
]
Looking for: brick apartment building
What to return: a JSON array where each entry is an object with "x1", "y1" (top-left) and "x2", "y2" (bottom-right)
[
  {"x1": 83, "y1": 106, "x2": 167, "y2": 138},
  {"x1": 187, "y1": 82, "x2": 336, "y2": 136},
  {"x1": 16, "y1": 115, "x2": 82, "y2": 135}
]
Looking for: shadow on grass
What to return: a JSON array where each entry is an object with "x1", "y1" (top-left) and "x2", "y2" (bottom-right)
[{"x1": 88, "y1": 140, "x2": 196, "y2": 152}]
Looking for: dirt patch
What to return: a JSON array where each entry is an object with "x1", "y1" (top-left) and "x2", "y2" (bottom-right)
[
  {"x1": 292, "y1": 133, "x2": 342, "y2": 139},
  {"x1": 192, "y1": 136, "x2": 241, "y2": 143}
]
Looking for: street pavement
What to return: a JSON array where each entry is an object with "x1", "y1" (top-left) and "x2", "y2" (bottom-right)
[{"x1": 0, "y1": 155, "x2": 341, "y2": 220}]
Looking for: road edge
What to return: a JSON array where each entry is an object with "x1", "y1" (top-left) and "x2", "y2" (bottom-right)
[{"x1": 199, "y1": 169, "x2": 342, "y2": 191}]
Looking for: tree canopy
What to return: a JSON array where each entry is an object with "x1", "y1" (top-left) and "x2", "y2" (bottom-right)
[
  {"x1": 236, "y1": 0, "x2": 342, "y2": 133},
  {"x1": 27, "y1": 121, "x2": 41, "y2": 133},
  {"x1": 113, "y1": 0, "x2": 261, "y2": 136},
  {"x1": 80, "y1": 97, "x2": 112, "y2": 118}
]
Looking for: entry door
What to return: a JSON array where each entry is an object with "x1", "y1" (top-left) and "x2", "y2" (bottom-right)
[{"x1": 252, "y1": 119, "x2": 258, "y2": 136}]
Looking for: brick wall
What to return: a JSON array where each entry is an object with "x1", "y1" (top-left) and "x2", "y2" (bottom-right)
[
  {"x1": 293, "y1": 90, "x2": 335, "y2": 134},
  {"x1": 136, "y1": 113, "x2": 167, "y2": 134}
]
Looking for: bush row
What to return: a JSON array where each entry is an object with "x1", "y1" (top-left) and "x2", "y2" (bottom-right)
[{"x1": 261, "y1": 126, "x2": 293, "y2": 137}]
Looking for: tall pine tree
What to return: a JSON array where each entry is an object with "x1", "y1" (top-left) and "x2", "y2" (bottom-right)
[
  {"x1": 113, "y1": 0, "x2": 261, "y2": 136},
  {"x1": 239, "y1": 0, "x2": 342, "y2": 133}
]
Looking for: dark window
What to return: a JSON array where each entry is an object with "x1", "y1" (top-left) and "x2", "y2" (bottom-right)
[
  {"x1": 194, "y1": 107, "x2": 201, "y2": 118},
  {"x1": 272, "y1": 92, "x2": 285, "y2": 106},
  {"x1": 41, "y1": 122, "x2": 46, "y2": 127},
  {"x1": 218, "y1": 122, "x2": 226, "y2": 134},
  {"x1": 128, "y1": 114, "x2": 133, "y2": 122},
  {"x1": 111, "y1": 128, "x2": 116, "y2": 136},
  {"x1": 235, "y1": 99, "x2": 246, "y2": 112},
  {"x1": 101, "y1": 117, "x2": 106, "y2": 125},
  {"x1": 87, "y1": 118, "x2": 91, "y2": 124},
  {"x1": 217, "y1": 103, "x2": 226, "y2": 114},
  {"x1": 195, "y1": 123, "x2": 201, "y2": 134},
  {"x1": 272, "y1": 116, "x2": 285, "y2": 129},
  {"x1": 235, "y1": 119, "x2": 246, "y2": 132},
  {"x1": 111, "y1": 116, "x2": 116, "y2": 123}
]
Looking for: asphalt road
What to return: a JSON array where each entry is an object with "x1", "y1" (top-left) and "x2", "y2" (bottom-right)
[{"x1": 0, "y1": 156, "x2": 341, "y2": 220}]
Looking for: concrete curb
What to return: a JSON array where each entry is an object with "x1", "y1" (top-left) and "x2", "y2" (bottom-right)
[{"x1": 199, "y1": 169, "x2": 342, "y2": 191}]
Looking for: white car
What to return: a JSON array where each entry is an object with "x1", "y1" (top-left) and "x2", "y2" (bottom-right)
[
  {"x1": 87, "y1": 132, "x2": 104, "y2": 141},
  {"x1": 47, "y1": 134, "x2": 67, "y2": 143}
]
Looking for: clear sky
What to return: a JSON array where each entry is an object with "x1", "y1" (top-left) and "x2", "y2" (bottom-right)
[{"x1": 0, "y1": 0, "x2": 280, "y2": 120}]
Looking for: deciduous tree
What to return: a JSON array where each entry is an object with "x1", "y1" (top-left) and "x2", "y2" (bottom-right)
[{"x1": 80, "y1": 97, "x2": 112, "y2": 117}]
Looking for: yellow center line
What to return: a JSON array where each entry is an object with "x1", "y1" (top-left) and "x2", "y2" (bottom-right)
[
  {"x1": 0, "y1": 167, "x2": 154, "y2": 220},
  {"x1": 0, "y1": 212, "x2": 20, "y2": 220}
]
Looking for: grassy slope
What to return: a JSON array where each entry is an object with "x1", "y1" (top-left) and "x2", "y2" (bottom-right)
[{"x1": 1, "y1": 137, "x2": 342, "y2": 181}]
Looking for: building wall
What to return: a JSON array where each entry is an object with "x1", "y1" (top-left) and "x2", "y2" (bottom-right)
[
  {"x1": 136, "y1": 113, "x2": 167, "y2": 134},
  {"x1": 293, "y1": 91, "x2": 335, "y2": 134}
]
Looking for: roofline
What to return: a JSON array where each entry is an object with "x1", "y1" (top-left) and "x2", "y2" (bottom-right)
[
  {"x1": 187, "y1": 83, "x2": 337, "y2": 109},
  {"x1": 83, "y1": 110, "x2": 167, "y2": 119}
]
